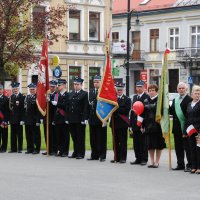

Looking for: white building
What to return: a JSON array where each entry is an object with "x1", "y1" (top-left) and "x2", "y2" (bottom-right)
[{"x1": 112, "y1": 0, "x2": 200, "y2": 94}]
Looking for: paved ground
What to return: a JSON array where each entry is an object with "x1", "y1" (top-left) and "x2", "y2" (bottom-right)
[{"x1": 0, "y1": 150, "x2": 199, "y2": 200}]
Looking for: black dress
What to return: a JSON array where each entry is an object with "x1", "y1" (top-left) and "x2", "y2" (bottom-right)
[{"x1": 144, "y1": 96, "x2": 166, "y2": 150}]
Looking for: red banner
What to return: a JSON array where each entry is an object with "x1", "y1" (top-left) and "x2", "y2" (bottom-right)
[
  {"x1": 140, "y1": 70, "x2": 148, "y2": 91},
  {"x1": 36, "y1": 39, "x2": 49, "y2": 116}
]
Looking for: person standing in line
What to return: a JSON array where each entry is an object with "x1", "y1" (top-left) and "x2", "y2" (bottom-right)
[
  {"x1": 24, "y1": 83, "x2": 40, "y2": 154},
  {"x1": 51, "y1": 79, "x2": 70, "y2": 157},
  {"x1": 110, "y1": 83, "x2": 131, "y2": 163},
  {"x1": 9, "y1": 82, "x2": 25, "y2": 153},
  {"x1": 170, "y1": 82, "x2": 192, "y2": 171},
  {"x1": 143, "y1": 84, "x2": 166, "y2": 168},
  {"x1": 130, "y1": 80, "x2": 149, "y2": 165},
  {"x1": 186, "y1": 85, "x2": 200, "y2": 174},
  {"x1": 66, "y1": 77, "x2": 89, "y2": 159},
  {"x1": 42, "y1": 80, "x2": 57, "y2": 156},
  {"x1": 0, "y1": 84, "x2": 9, "y2": 153},
  {"x1": 88, "y1": 75, "x2": 107, "y2": 162}
]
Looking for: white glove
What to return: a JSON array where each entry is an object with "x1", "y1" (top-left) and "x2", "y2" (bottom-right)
[
  {"x1": 81, "y1": 121, "x2": 85, "y2": 125},
  {"x1": 65, "y1": 121, "x2": 69, "y2": 124},
  {"x1": 7, "y1": 121, "x2": 10, "y2": 125},
  {"x1": 52, "y1": 121, "x2": 55, "y2": 125},
  {"x1": 36, "y1": 123, "x2": 40, "y2": 126},
  {"x1": 102, "y1": 122, "x2": 107, "y2": 127},
  {"x1": 40, "y1": 119, "x2": 43, "y2": 124},
  {"x1": 51, "y1": 101, "x2": 57, "y2": 106},
  {"x1": 85, "y1": 120, "x2": 88, "y2": 125},
  {"x1": 46, "y1": 95, "x2": 50, "y2": 102},
  {"x1": 129, "y1": 128, "x2": 133, "y2": 133},
  {"x1": 20, "y1": 121, "x2": 24, "y2": 125}
]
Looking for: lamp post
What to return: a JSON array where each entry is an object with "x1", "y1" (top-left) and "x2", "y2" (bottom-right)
[{"x1": 126, "y1": 0, "x2": 131, "y2": 97}]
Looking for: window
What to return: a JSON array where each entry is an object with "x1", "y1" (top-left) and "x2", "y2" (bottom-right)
[
  {"x1": 89, "y1": 12, "x2": 100, "y2": 41},
  {"x1": 69, "y1": 67, "x2": 81, "y2": 92},
  {"x1": 32, "y1": 6, "x2": 46, "y2": 37},
  {"x1": 150, "y1": 29, "x2": 159, "y2": 52},
  {"x1": 132, "y1": 31, "x2": 141, "y2": 50},
  {"x1": 112, "y1": 32, "x2": 119, "y2": 42},
  {"x1": 69, "y1": 10, "x2": 80, "y2": 41},
  {"x1": 169, "y1": 28, "x2": 179, "y2": 50},
  {"x1": 191, "y1": 26, "x2": 200, "y2": 56},
  {"x1": 89, "y1": 67, "x2": 101, "y2": 90}
]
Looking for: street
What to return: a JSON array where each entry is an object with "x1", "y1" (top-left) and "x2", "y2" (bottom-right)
[{"x1": 0, "y1": 150, "x2": 199, "y2": 200}]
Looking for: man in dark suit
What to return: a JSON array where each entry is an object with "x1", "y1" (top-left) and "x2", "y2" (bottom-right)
[
  {"x1": 66, "y1": 77, "x2": 89, "y2": 159},
  {"x1": 24, "y1": 83, "x2": 41, "y2": 154},
  {"x1": 170, "y1": 82, "x2": 192, "y2": 171},
  {"x1": 130, "y1": 80, "x2": 149, "y2": 165},
  {"x1": 110, "y1": 83, "x2": 131, "y2": 163},
  {"x1": 0, "y1": 84, "x2": 9, "y2": 153},
  {"x1": 9, "y1": 82, "x2": 25, "y2": 153},
  {"x1": 42, "y1": 80, "x2": 57, "y2": 156},
  {"x1": 51, "y1": 79, "x2": 70, "y2": 157},
  {"x1": 88, "y1": 75, "x2": 107, "y2": 162}
]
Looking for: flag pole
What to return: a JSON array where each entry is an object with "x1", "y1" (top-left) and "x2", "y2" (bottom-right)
[
  {"x1": 168, "y1": 116, "x2": 173, "y2": 169},
  {"x1": 46, "y1": 95, "x2": 49, "y2": 156},
  {"x1": 111, "y1": 117, "x2": 117, "y2": 162}
]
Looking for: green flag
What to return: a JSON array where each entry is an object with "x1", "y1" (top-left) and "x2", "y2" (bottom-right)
[{"x1": 156, "y1": 49, "x2": 170, "y2": 135}]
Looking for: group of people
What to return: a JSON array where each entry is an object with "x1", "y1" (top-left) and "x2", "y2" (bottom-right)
[{"x1": 0, "y1": 76, "x2": 200, "y2": 174}]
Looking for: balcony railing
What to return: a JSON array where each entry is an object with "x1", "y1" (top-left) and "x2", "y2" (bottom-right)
[
  {"x1": 176, "y1": 47, "x2": 200, "y2": 61},
  {"x1": 131, "y1": 50, "x2": 145, "y2": 61}
]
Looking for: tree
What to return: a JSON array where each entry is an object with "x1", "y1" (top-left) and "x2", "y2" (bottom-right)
[{"x1": 0, "y1": 0, "x2": 71, "y2": 82}]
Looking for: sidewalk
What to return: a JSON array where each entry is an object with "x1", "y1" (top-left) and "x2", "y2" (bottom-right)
[{"x1": 0, "y1": 150, "x2": 199, "y2": 200}]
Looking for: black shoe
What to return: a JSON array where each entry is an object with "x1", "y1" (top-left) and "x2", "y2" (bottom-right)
[
  {"x1": 0, "y1": 150, "x2": 6, "y2": 153},
  {"x1": 50, "y1": 152, "x2": 57, "y2": 156},
  {"x1": 61, "y1": 153, "x2": 68, "y2": 157},
  {"x1": 120, "y1": 160, "x2": 126, "y2": 164},
  {"x1": 42, "y1": 152, "x2": 47, "y2": 155},
  {"x1": 87, "y1": 158, "x2": 95, "y2": 161},
  {"x1": 184, "y1": 167, "x2": 191, "y2": 172},
  {"x1": 68, "y1": 154, "x2": 77, "y2": 158},
  {"x1": 148, "y1": 164, "x2": 154, "y2": 168},
  {"x1": 76, "y1": 156, "x2": 84, "y2": 159},
  {"x1": 172, "y1": 166, "x2": 185, "y2": 170},
  {"x1": 130, "y1": 160, "x2": 141, "y2": 165},
  {"x1": 18, "y1": 151, "x2": 22, "y2": 153},
  {"x1": 25, "y1": 151, "x2": 33, "y2": 154},
  {"x1": 32, "y1": 151, "x2": 39, "y2": 155},
  {"x1": 110, "y1": 160, "x2": 119, "y2": 163},
  {"x1": 190, "y1": 169, "x2": 196, "y2": 174},
  {"x1": 8, "y1": 150, "x2": 17, "y2": 153},
  {"x1": 100, "y1": 158, "x2": 106, "y2": 162},
  {"x1": 140, "y1": 161, "x2": 147, "y2": 166}
]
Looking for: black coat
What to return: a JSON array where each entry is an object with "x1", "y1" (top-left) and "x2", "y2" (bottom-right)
[
  {"x1": 0, "y1": 94, "x2": 9, "y2": 123},
  {"x1": 54, "y1": 91, "x2": 69, "y2": 124},
  {"x1": 170, "y1": 94, "x2": 192, "y2": 134},
  {"x1": 9, "y1": 93, "x2": 25, "y2": 124},
  {"x1": 66, "y1": 90, "x2": 89, "y2": 123},
  {"x1": 186, "y1": 100, "x2": 200, "y2": 132},
  {"x1": 143, "y1": 96, "x2": 162, "y2": 134},
  {"x1": 24, "y1": 94, "x2": 40, "y2": 125},
  {"x1": 111, "y1": 94, "x2": 131, "y2": 129},
  {"x1": 130, "y1": 92, "x2": 149, "y2": 131},
  {"x1": 88, "y1": 88, "x2": 102, "y2": 125}
]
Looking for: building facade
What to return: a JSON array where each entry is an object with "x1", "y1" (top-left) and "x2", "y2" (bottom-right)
[
  {"x1": 19, "y1": 0, "x2": 112, "y2": 94},
  {"x1": 112, "y1": 0, "x2": 200, "y2": 95}
]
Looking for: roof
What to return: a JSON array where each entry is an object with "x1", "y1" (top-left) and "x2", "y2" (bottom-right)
[{"x1": 112, "y1": 0, "x2": 200, "y2": 14}]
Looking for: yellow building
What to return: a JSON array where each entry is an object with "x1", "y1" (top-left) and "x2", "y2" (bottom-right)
[{"x1": 19, "y1": 0, "x2": 112, "y2": 94}]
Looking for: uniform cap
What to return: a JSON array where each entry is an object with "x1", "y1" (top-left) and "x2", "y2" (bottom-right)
[
  {"x1": 93, "y1": 75, "x2": 101, "y2": 81},
  {"x1": 136, "y1": 80, "x2": 145, "y2": 87},
  {"x1": 11, "y1": 82, "x2": 20, "y2": 88},
  {"x1": 115, "y1": 82, "x2": 125, "y2": 90},
  {"x1": 49, "y1": 80, "x2": 57, "y2": 86},
  {"x1": 74, "y1": 77, "x2": 84, "y2": 84},
  {"x1": 57, "y1": 79, "x2": 67, "y2": 85},
  {"x1": 27, "y1": 83, "x2": 36, "y2": 89}
]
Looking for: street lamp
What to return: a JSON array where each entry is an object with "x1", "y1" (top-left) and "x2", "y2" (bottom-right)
[{"x1": 126, "y1": 1, "x2": 142, "y2": 96}]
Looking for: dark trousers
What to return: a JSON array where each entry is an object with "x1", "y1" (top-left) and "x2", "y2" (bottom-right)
[
  {"x1": 133, "y1": 130, "x2": 148, "y2": 162},
  {"x1": 173, "y1": 132, "x2": 191, "y2": 167},
  {"x1": 69, "y1": 123, "x2": 86, "y2": 158},
  {"x1": 25, "y1": 125, "x2": 36, "y2": 152},
  {"x1": 189, "y1": 135, "x2": 200, "y2": 169},
  {"x1": 10, "y1": 124, "x2": 23, "y2": 151},
  {"x1": 55, "y1": 124, "x2": 69, "y2": 155},
  {"x1": 0, "y1": 127, "x2": 8, "y2": 151},
  {"x1": 113, "y1": 128, "x2": 128, "y2": 161},
  {"x1": 44, "y1": 123, "x2": 57, "y2": 153},
  {"x1": 35, "y1": 126, "x2": 41, "y2": 152},
  {"x1": 89, "y1": 125, "x2": 107, "y2": 159}
]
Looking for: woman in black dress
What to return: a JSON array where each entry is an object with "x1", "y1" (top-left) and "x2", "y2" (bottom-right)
[
  {"x1": 186, "y1": 85, "x2": 200, "y2": 174},
  {"x1": 144, "y1": 84, "x2": 166, "y2": 168}
]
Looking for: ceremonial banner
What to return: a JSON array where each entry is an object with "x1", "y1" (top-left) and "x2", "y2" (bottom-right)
[
  {"x1": 96, "y1": 53, "x2": 119, "y2": 123},
  {"x1": 156, "y1": 49, "x2": 170, "y2": 135},
  {"x1": 36, "y1": 39, "x2": 49, "y2": 116}
]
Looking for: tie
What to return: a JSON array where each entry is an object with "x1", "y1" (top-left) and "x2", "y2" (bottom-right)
[
  {"x1": 96, "y1": 89, "x2": 98, "y2": 95},
  {"x1": 137, "y1": 95, "x2": 140, "y2": 100}
]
